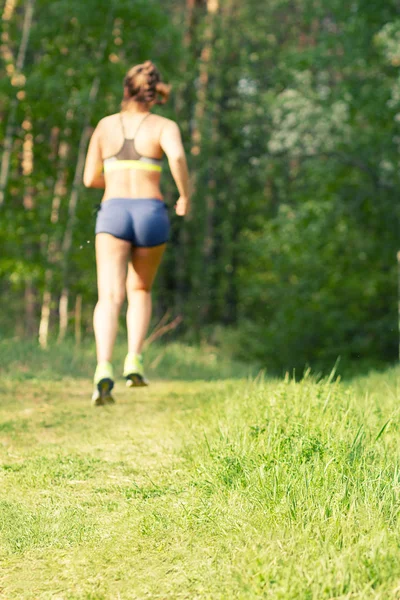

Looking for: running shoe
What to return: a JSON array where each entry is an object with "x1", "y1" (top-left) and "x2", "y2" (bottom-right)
[
  {"x1": 123, "y1": 353, "x2": 149, "y2": 387},
  {"x1": 91, "y1": 361, "x2": 115, "y2": 406}
]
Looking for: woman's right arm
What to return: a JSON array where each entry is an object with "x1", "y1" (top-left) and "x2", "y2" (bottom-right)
[
  {"x1": 83, "y1": 123, "x2": 105, "y2": 189},
  {"x1": 160, "y1": 121, "x2": 190, "y2": 216}
]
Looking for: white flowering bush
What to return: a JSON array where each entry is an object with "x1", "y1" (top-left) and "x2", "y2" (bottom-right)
[
  {"x1": 268, "y1": 88, "x2": 351, "y2": 156},
  {"x1": 375, "y1": 21, "x2": 400, "y2": 66},
  {"x1": 375, "y1": 21, "x2": 400, "y2": 109}
]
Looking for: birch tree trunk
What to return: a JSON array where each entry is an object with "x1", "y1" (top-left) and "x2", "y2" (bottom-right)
[
  {"x1": 21, "y1": 113, "x2": 36, "y2": 333},
  {"x1": 75, "y1": 295, "x2": 82, "y2": 347},
  {"x1": 38, "y1": 130, "x2": 71, "y2": 348},
  {"x1": 58, "y1": 289, "x2": 69, "y2": 343},
  {"x1": 24, "y1": 276, "x2": 36, "y2": 336},
  {"x1": 0, "y1": 0, "x2": 35, "y2": 205},
  {"x1": 38, "y1": 284, "x2": 52, "y2": 349}
]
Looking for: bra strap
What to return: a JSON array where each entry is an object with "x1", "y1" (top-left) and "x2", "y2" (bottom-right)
[
  {"x1": 119, "y1": 112, "x2": 150, "y2": 140},
  {"x1": 119, "y1": 112, "x2": 127, "y2": 138},
  {"x1": 132, "y1": 113, "x2": 150, "y2": 139}
]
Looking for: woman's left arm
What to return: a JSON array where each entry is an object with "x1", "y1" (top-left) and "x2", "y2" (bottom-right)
[{"x1": 83, "y1": 123, "x2": 105, "y2": 188}]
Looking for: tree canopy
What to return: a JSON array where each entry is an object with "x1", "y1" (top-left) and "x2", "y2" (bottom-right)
[{"x1": 1, "y1": 0, "x2": 399, "y2": 372}]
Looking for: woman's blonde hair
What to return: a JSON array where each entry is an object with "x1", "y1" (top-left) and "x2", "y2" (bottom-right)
[{"x1": 122, "y1": 60, "x2": 171, "y2": 107}]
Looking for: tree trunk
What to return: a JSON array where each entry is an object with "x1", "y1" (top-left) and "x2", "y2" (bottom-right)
[
  {"x1": 0, "y1": 0, "x2": 35, "y2": 205},
  {"x1": 24, "y1": 276, "x2": 36, "y2": 337},
  {"x1": 75, "y1": 295, "x2": 82, "y2": 347},
  {"x1": 38, "y1": 282, "x2": 52, "y2": 349},
  {"x1": 37, "y1": 129, "x2": 71, "y2": 347},
  {"x1": 58, "y1": 288, "x2": 69, "y2": 343},
  {"x1": 2, "y1": 0, "x2": 18, "y2": 21}
]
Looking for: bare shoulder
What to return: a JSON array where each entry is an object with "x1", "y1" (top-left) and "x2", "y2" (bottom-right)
[
  {"x1": 96, "y1": 113, "x2": 120, "y2": 130},
  {"x1": 157, "y1": 116, "x2": 181, "y2": 135},
  {"x1": 157, "y1": 116, "x2": 179, "y2": 128}
]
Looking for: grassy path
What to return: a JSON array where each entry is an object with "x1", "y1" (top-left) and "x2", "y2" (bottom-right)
[{"x1": 1, "y1": 346, "x2": 400, "y2": 599}]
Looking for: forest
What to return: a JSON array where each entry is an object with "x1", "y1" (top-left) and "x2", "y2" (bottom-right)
[{"x1": 1, "y1": 0, "x2": 399, "y2": 372}]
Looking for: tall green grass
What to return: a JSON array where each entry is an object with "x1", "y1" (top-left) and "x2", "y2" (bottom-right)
[
  {"x1": 0, "y1": 340, "x2": 399, "y2": 598},
  {"x1": 0, "y1": 337, "x2": 255, "y2": 381}
]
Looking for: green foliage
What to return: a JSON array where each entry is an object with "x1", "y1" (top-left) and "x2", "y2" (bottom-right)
[
  {"x1": 0, "y1": 0, "x2": 399, "y2": 371},
  {"x1": 238, "y1": 197, "x2": 397, "y2": 370},
  {"x1": 0, "y1": 0, "x2": 182, "y2": 334},
  {"x1": 230, "y1": 0, "x2": 400, "y2": 369}
]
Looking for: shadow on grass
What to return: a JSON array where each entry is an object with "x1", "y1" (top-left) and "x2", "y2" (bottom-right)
[{"x1": 0, "y1": 338, "x2": 257, "y2": 382}]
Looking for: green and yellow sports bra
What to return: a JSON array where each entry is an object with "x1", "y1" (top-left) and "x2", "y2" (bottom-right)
[{"x1": 103, "y1": 113, "x2": 163, "y2": 174}]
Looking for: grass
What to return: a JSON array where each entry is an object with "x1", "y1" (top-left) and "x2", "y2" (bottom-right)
[
  {"x1": 0, "y1": 337, "x2": 254, "y2": 382},
  {"x1": 0, "y1": 340, "x2": 400, "y2": 598}
]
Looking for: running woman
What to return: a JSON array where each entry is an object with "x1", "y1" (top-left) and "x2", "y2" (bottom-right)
[{"x1": 83, "y1": 61, "x2": 190, "y2": 406}]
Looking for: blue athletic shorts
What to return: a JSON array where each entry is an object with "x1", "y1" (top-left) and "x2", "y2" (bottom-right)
[{"x1": 95, "y1": 198, "x2": 170, "y2": 247}]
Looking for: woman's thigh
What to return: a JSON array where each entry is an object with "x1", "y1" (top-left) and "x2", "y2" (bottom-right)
[
  {"x1": 96, "y1": 233, "x2": 131, "y2": 301},
  {"x1": 126, "y1": 244, "x2": 166, "y2": 293}
]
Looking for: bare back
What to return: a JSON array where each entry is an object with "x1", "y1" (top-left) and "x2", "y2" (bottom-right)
[
  {"x1": 84, "y1": 106, "x2": 189, "y2": 214},
  {"x1": 99, "y1": 112, "x2": 167, "y2": 201}
]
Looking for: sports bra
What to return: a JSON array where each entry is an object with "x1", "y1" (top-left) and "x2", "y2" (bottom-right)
[{"x1": 103, "y1": 113, "x2": 163, "y2": 174}]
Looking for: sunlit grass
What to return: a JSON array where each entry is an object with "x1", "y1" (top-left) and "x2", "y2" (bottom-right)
[
  {"x1": 0, "y1": 337, "x2": 255, "y2": 382},
  {"x1": 0, "y1": 341, "x2": 399, "y2": 598}
]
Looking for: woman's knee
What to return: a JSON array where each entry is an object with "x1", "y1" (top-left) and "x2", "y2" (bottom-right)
[
  {"x1": 98, "y1": 289, "x2": 126, "y2": 308},
  {"x1": 127, "y1": 285, "x2": 151, "y2": 300}
]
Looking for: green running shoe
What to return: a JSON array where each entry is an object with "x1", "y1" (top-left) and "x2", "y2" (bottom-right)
[
  {"x1": 123, "y1": 353, "x2": 149, "y2": 387},
  {"x1": 92, "y1": 361, "x2": 115, "y2": 406}
]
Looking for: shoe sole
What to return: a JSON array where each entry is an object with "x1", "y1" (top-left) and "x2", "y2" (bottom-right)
[
  {"x1": 92, "y1": 378, "x2": 115, "y2": 406},
  {"x1": 125, "y1": 373, "x2": 148, "y2": 388}
]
